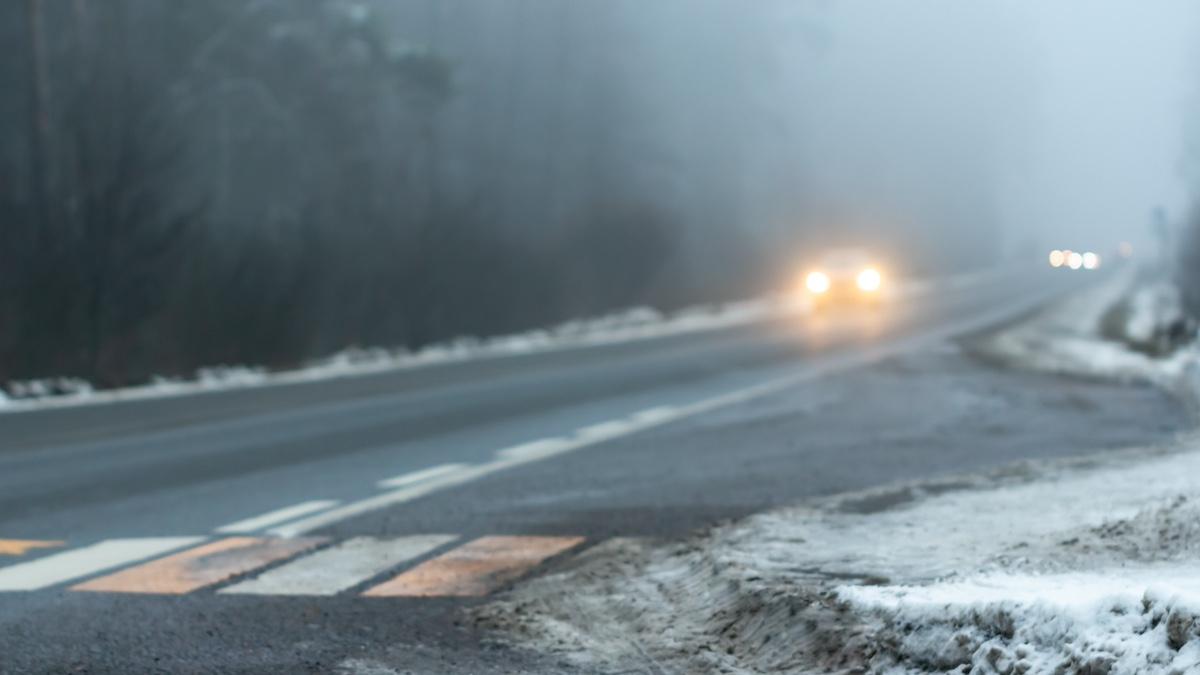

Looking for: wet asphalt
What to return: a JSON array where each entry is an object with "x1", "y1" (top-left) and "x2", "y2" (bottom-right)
[{"x1": 0, "y1": 267, "x2": 1188, "y2": 674}]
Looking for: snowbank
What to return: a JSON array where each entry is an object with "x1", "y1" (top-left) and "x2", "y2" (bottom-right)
[
  {"x1": 973, "y1": 270, "x2": 1195, "y2": 388},
  {"x1": 474, "y1": 274, "x2": 1200, "y2": 674},
  {"x1": 1, "y1": 269, "x2": 1004, "y2": 413},
  {"x1": 0, "y1": 298, "x2": 795, "y2": 412},
  {"x1": 841, "y1": 566, "x2": 1200, "y2": 674}
]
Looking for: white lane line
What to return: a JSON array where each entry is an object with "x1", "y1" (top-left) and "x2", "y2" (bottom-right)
[
  {"x1": 631, "y1": 406, "x2": 678, "y2": 424},
  {"x1": 576, "y1": 420, "x2": 633, "y2": 441},
  {"x1": 495, "y1": 438, "x2": 572, "y2": 462},
  {"x1": 271, "y1": 286, "x2": 1062, "y2": 538},
  {"x1": 219, "y1": 535, "x2": 458, "y2": 596},
  {"x1": 0, "y1": 537, "x2": 203, "y2": 591},
  {"x1": 377, "y1": 463, "x2": 470, "y2": 489},
  {"x1": 215, "y1": 500, "x2": 339, "y2": 534}
]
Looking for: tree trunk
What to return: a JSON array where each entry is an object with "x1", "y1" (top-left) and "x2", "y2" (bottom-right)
[{"x1": 26, "y1": 0, "x2": 51, "y2": 228}]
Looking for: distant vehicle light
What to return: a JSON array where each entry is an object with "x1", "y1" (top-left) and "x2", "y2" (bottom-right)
[
  {"x1": 1118, "y1": 241, "x2": 1134, "y2": 258},
  {"x1": 1067, "y1": 251, "x2": 1083, "y2": 270},
  {"x1": 1082, "y1": 252, "x2": 1100, "y2": 270},
  {"x1": 856, "y1": 268, "x2": 882, "y2": 292},
  {"x1": 1048, "y1": 249, "x2": 1065, "y2": 267},
  {"x1": 805, "y1": 271, "x2": 831, "y2": 294}
]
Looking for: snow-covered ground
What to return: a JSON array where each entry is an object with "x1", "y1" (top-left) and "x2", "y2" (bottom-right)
[
  {"x1": 0, "y1": 269, "x2": 1005, "y2": 414},
  {"x1": 474, "y1": 272, "x2": 1200, "y2": 674}
]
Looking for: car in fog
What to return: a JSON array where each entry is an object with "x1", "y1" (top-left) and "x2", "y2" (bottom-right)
[{"x1": 803, "y1": 248, "x2": 885, "y2": 307}]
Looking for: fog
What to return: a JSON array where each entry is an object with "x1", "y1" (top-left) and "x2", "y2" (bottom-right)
[
  {"x1": 1022, "y1": 1, "x2": 1198, "y2": 250},
  {"x1": 2, "y1": 1, "x2": 1199, "y2": 387}
]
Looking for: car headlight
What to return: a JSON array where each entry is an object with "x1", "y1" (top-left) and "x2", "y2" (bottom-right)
[
  {"x1": 856, "y1": 268, "x2": 882, "y2": 292},
  {"x1": 806, "y1": 271, "x2": 830, "y2": 294}
]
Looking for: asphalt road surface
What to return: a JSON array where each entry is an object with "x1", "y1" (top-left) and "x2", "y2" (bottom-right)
[{"x1": 0, "y1": 266, "x2": 1187, "y2": 674}]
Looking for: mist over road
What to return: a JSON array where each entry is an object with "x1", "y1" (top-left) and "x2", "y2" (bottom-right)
[{"x1": 0, "y1": 266, "x2": 1188, "y2": 673}]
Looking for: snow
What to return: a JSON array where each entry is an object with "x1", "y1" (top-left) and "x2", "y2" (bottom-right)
[
  {"x1": 840, "y1": 568, "x2": 1200, "y2": 674},
  {"x1": 976, "y1": 269, "x2": 1194, "y2": 387},
  {"x1": 0, "y1": 298, "x2": 796, "y2": 413},
  {"x1": 1, "y1": 269, "x2": 1005, "y2": 414},
  {"x1": 474, "y1": 273, "x2": 1200, "y2": 674}
]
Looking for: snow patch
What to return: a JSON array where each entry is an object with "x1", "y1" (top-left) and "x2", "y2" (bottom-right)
[
  {"x1": 974, "y1": 271, "x2": 1194, "y2": 387},
  {"x1": 2, "y1": 270, "x2": 1004, "y2": 414},
  {"x1": 475, "y1": 275, "x2": 1200, "y2": 674},
  {"x1": 841, "y1": 568, "x2": 1200, "y2": 674}
]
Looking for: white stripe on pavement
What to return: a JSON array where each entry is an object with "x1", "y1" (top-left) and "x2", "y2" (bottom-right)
[
  {"x1": 215, "y1": 500, "x2": 339, "y2": 534},
  {"x1": 270, "y1": 285, "x2": 1063, "y2": 538},
  {"x1": 219, "y1": 535, "x2": 458, "y2": 596},
  {"x1": 0, "y1": 537, "x2": 203, "y2": 591},
  {"x1": 377, "y1": 464, "x2": 470, "y2": 489}
]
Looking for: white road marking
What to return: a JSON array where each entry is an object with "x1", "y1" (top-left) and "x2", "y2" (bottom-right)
[
  {"x1": 270, "y1": 286, "x2": 1062, "y2": 538},
  {"x1": 0, "y1": 537, "x2": 202, "y2": 591},
  {"x1": 495, "y1": 438, "x2": 572, "y2": 462},
  {"x1": 631, "y1": 406, "x2": 678, "y2": 424},
  {"x1": 219, "y1": 535, "x2": 457, "y2": 596},
  {"x1": 575, "y1": 420, "x2": 633, "y2": 441},
  {"x1": 215, "y1": 500, "x2": 339, "y2": 534},
  {"x1": 377, "y1": 463, "x2": 470, "y2": 489}
]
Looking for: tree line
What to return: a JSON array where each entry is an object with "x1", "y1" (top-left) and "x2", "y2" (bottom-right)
[{"x1": 2, "y1": 0, "x2": 769, "y2": 389}]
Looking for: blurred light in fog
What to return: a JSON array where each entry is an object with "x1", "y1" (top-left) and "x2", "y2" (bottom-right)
[
  {"x1": 1118, "y1": 242, "x2": 1134, "y2": 258},
  {"x1": 856, "y1": 268, "x2": 882, "y2": 292},
  {"x1": 1067, "y1": 251, "x2": 1084, "y2": 269},
  {"x1": 1048, "y1": 249, "x2": 1065, "y2": 267},
  {"x1": 806, "y1": 271, "x2": 831, "y2": 294}
]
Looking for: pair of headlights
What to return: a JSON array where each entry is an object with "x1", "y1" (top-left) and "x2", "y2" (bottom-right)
[{"x1": 805, "y1": 268, "x2": 882, "y2": 294}]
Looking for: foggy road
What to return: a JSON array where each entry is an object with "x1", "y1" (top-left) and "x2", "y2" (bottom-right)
[
  {"x1": 0, "y1": 266, "x2": 1189, "y2": 673},
  {"x1": 0, "y1": 267, "x2": 1064, "y2": 538}
]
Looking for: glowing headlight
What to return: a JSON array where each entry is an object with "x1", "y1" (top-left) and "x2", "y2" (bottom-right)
[
  {"x1": 856, "y1": 268, "x2": 882, "y2": 292},
  {"x1": 806, "y1": 271, "x2": 830, "y2": 294},
  {"x1": 1067, "y1": 251, "x2": 1083, "y2": 270},
  {"x1": 1082, "y1": 251, "x2": 1100, "y2": 270},
  {"x1": 1048, "y1": 249, "x2": 1065, "y2": 267}
]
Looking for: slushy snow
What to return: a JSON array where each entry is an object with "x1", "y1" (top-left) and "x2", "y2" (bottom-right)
[{"x1": 475, "y1": 272, "x2": 1200, "y2": 674}]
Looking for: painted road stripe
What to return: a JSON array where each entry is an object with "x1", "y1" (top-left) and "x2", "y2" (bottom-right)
[
  {"x1": 272, "y1": 284, "x2": 1064, "y2": 538},
  {"x1": 362, "y1": 535, "x2": 584, "y2": 598},
  {"x1": 220, "y1": 535, "x2": 458, "y2": 596},
  {"x1": 0, "y1": 539, "x2": 65, "y2": 556},
  {"x1": 0, "y1": 538, "x2": 202, "y2": 591},
  {"x1": 215, "y1": 500, "x2": 339, "y2": 534},
  {"x1": 377, "y1": 464, "x2": 469, "y2": 489},
  {"x1": 73, "y1": 536, "x2": 324, "y2": 594}
]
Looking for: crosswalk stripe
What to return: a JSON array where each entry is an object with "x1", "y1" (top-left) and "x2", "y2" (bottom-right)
[
  {"x1": 0, "y1": 538, "x2": 203, "y2": 591},
  {"x1": 215, "y1": 500, "x2": 339, "y2": 534},
  {"x1": 0, "y1": 539, "x2": 65, "y2": 556},
  {"x1": 220, "y1": 535, "x2": 458, "y2": 596},
  {"x1": 72, "y1": 536, "x2": 325, "y2": 594},
  {"x1": 362, "y1": 535, "x2": 584, "y2": 597}
]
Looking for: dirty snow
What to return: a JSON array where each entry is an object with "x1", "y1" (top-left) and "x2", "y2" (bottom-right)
[
  {"x1": 975, "y1": 269, "x2": 1194, "y2": 387},
  {"x1": 475, "y1": 273, "x2": 1200, "y2": 674},
  {"x1": 0, "y1": 298, "x2": 796, "y2": 412},
  {"x1": 1, "y1": 269, "x2": 1004, "y2": 413}
]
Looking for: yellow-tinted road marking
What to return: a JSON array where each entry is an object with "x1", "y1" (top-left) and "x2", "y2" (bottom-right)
[
  {"x1": 72, "y1": 536, "x2": 325, "y2": 594},
  {"x1": 0, "y1": 540, "x2": 64, "y2": 556},
  {"x1": 362, "y1": 535, "x2": 584, "y2": 597}
]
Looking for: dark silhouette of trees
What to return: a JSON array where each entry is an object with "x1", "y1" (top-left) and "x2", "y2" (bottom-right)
[{"x1": 0, "y1": 0, "x2": 711, "y2": 391}]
